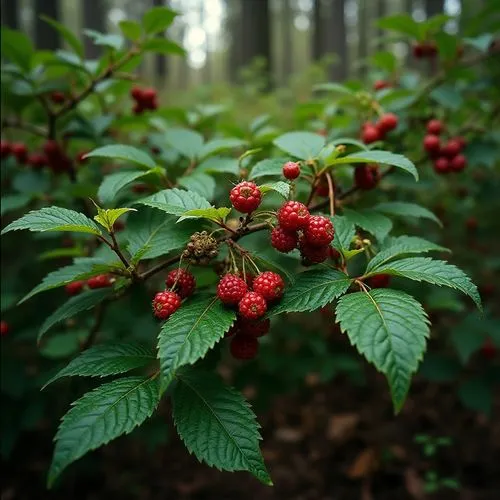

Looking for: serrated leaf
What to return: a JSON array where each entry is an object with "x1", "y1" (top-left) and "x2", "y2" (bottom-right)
[
  {"x1": 94, "y1": 207, "x2": 136, "y2": 231},
  {"x1": 367, "y1": 236, "x2": 448, "y2": 272},
  {"x1": 273, "y1": 132, "x2": 325, "y2": 160},
  {"x1": 366, "y1": 257, "x2": 481, "y2": 309},
  {"x1": 47, "y1": 376, "x2": 160, "y2": 487},
  {"x1": 178, "y1": 173, "x2": 216, "y2": 200},
  {"x1": 269, "y1": 268, "x2": 352, "y2": 315},
  {"x1": 172, "y1": 368, "x2": 272, "y2": 485},
  {"x1": 39, "y1": 289, "x2": 113, "y2": 341},
  {"x1": 136, "y1": 188, "x2": 211, "y2": 216},
  {"x1": 198, "y1": 156, "x2": 239, "y2": 176},
  {"x1": 157, "y1": 297, "x2": 236, "y2": 387},
  {"x1": 1, "y1": 207, "x2": 102, "y2": 236},
  {"x1": 178, "y1": 207, "x2": 231, "y2": 223},
  {"x1": 336, "y1": 289, "x2": 430, "y2": 412},
  {"x1": 199, "y1": 138, "x2": 247, "y2": 159},
  {"x1": 142, "y1": 6, "x2": 177, "y2": 34},
  {"x1": 373, "y1": 202, "x2": 442, "y2": 226},
  {"x1": 330, "y1": 151, "x2": 418, "y2": 180},
  {"x1": 43, "y1": 343, "x2": 155, "y2": 388},
  {"x1": 342, "y1": 208, "x2": 392, "y2": 242},
  {"x1": 249, "y1": 158, "x2": 289, "y2": 180},
  {"x1": 260, "y1": 181, "x2": 290, "y2": 199},
  {"x1": 331, "y1": 215, "x2": 356, "y2": 254},
  {"x1": 164, "y1": 127, "x2": 204, "y2": 161},
  {"x1": 85, "y1": 145, "x2": 156, "y2": 170},
  {"x1": 98, "y1": 170, "x2": 159, "y2": 204}
]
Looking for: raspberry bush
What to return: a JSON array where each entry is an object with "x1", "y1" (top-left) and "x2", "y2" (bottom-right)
[{"x1": 1, "y1": 6, "x2": 498, "y2": 491}]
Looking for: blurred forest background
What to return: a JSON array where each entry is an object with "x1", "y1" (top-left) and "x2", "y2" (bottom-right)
[{"x1": 0, "y1": 0, "x2": 489, "y2": 90}]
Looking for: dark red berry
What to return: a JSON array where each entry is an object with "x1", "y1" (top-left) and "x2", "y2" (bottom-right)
[
  {"x1": 87, "y1": 274, "x2": 112, "y2": 289},
  {"x1": 367, "y1": 274, "x2": 391, "y2": 288},
  {"x1": 165, "y1": 268, "x2": 196, "y2": 298},
  {"x1": 239, "y1": 318, "x2": 271, "y2": 338},
  {"x1": 361, "y1": 124, "x2": 381, "y2": 144},
  {"x1": 0, "y1": 321, "x2": 9, "y2": 337},
  {"x1": 252, "y1": 272, "x2": 285, "y2": 302},
  {"x1": 11, "y1": 142, "x2": 28, "y2": 164},
  {"x1": 152, "y1": 291, "x2": 182, "y2": 320},
  {"x1": 238, "y1": 292, "x2": 267, "y2": 320},
  {"x1": 376, "y1": 113, "x2": 398, "y2": 134},
  {"x1": 133, "y1": 103, "x2": 144, "y2": 115},
  {"x1": 315, "y1": 177, "x2": 330, "y2": 197},
  {"x1": 282, "y1": 161, "x2": 301, "y2": 180},
  {"x1": 423, "y1": 134, "x2": 441, "y2": 154},
  {"x1": 217, "y1": 274, "x2": 248, "y2": 305},
  {"x1": 130, "y1": 86, "x2": 143, "y2": 100},
  {"x1": 441, "y1": 139, "x2": 461, "y2": 158},
  {"x1": 27, "y1": 153, "x2": 47, "y2": 169},
  {"x1": 450, "y1": 154, "x2": 467, "y2": 172},
  {"x1": 481, "y1": 338, "x2": 496, "y2": 360},
  {"x1": 50, "y1": 91, "x2": 66, "y2": 104},
  {"x1": 426, "y1": 119, "x2": 443, "y2": 135},
  {"x1": 141, "y1": 88, "x2": 157, "y2": 103},
  {"x1": 373, "y1": 80, "x2": 390, "y2": 91},
  {"x1": 433, "y1": 157, "x2": 450, "y2": 174},
  {"x1": 465, "y1": 217, "x2": 478, "y2": 232},
  {"x1": 65, "y1": 281, "x2": 84, "y2": 296},
  {"x1": 455, "y1": 136, "x2": 467, "y2": 149},
  {"x1": 277, "y1": 201, "x2": 310, "y2": 231},
  {"x1": 303, "y1": 215, "x2": 334, "y2": 247},
  {"x1": 299, "y1": 241, "x2": 330, "y2": 264},
  {"x1": 412, "y1": 43, "x2": 425, "y2": 59},
  {"x1": 229, "y1": 181, "x2": 262, "y2": 213},
  {"x1": 270, "y1": 226, "x2": 298, "y2": 253},
  {"x1": 354, "y1": 164, "x2": 380, "y2": 190},
  {"x1": 230, "y1": 335, "x2": 259, "y2": 360},
  {"x1": 1, "y1": 140, "x2": 11, "y2": 159},
  {"x1": 43, "y1": 140, "x2": 62, "y2": 159},
  {"x1": 329, "y1": 247, "x2": 341, "y2": 261}
]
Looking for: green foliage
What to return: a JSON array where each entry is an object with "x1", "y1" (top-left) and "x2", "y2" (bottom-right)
[
  {"x1": 137, "y1": 188, "x2": 211, "y2": 215},
  {"x1": 85, "y1": 145, "x2": 156, "y2": 170}
]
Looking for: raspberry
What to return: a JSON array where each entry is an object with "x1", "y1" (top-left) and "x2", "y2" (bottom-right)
[
  {"x1": 130, "y1": 86, "x2": 143, "y2": 100},
  {"x1": 152, "y1": 291, "x2": 181, "y2": 320},
  {"x1": 271, "y1": 226, "x2": 298, "y2": 253},
  {"x1": 229, "y1": 181, "x2": 262, "y2": 213},
  {"x1": 87, "y1": 274, "x2": 112, "y2": 289},
  {"x1": 165, "y1": 268, "x2": 196, "y2": 298},
  {"x1": 315, "y1": 178, "x2": 330, "y2": 197},
  {"x1": 441, "y1": 139, "x2": 461, "y2": 158},
  {"x1": 133, "y1": 102, "x2": 144, "y2": 115},
  {"x1": 361, "y1": 124, "x2": 381, "y2": 144},
  {"x1": 450, "y1": 154, "x2": 467, "y2": 172},
  {"x1": 376, "y1": 113, "x2": 398, "y2": 134},
  {"x1": 426, "y1": 119, "x2": 443, "y2": 135},
  {"x1": 238, "y1": 292, "x2": 267, "y2": 320},
  {"x1": 51, "y1": 91, "x2": 66, "y2": 104},
  {"x1": 65, "y1": 281, "x2": 84, "y2": 296},
  {"x1": 1, "y1": 140, "x2": 11, "y2": 159},
  {"x1": 354, "y1": 164, "x2": 380, "y2": 190},
  {"x1": 141, "y1": 88, "x2": 157, "y2": 103},
  {"x1": 277, "y1": 201, "x2": 310, "y2": 231},
  {"x1": 367, "y1": 274, "x2": 391, "y2": 288},
  {"x1": 252, "y1": 272, "x2": 285, "y2": 302},
  {"x1": 373, "y1": 80, "x2": 390, "y2": 90},
  {"x1": 225, "y1": 322, "x2": 241, "y2": 338},
  {"x1": 455, "y1": 136, "x2": 467, "y2": 149},
  {"x1": 27, "y1": 153, "x2": 47, "y2": 169},
  {"x1": 299, "y1": 241, "x2": 330, "y2": 264},
  {"x1": 11, "y1": 142, "x2": 28, "y2": 164},
  {"x1": 0, "y1": 321, "x2": 9, "y2": 337},
  {"x1": 217, "y1": 274, "x2": 248, "y2": 305},
  {"x1": 43, "y1": 140, "x2": 62, "y2": 159},
  {"x1": 230, "y1": 335, "x2": 259, "y2": 360},
  {"x1": 240, "y1": 318, "x2": 271, "y2": 338},
  {"x1": 481, "y1": 338, "x2": 496, "y2": 360},
  {"x1": 303, "y1": 215, "x2": 334, "y2": 247},
  {"x1": 433, "y1": 157, "x2": 450, "y2": 174},
  {"x1": 282, "y1": 161, "x2": 300, "y2": 180},
  {"x1": 412, "y1": 43, "x2": 425, "y2": 59},
  {"x1": 423, "y1": 134, "x2": 441, "y2": 154}
]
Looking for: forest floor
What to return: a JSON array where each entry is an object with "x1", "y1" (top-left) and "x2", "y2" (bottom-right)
[{"x1": 2, "y1": 365, "x2": 499, "y2": 500}]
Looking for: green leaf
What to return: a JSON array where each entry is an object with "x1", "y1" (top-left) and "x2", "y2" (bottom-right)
[
  {"x1": 157, "y1": 297, "x2": 236, "y2": 386},
  {"x1": 178, "y1": 173, "x2": 216, "y2": 200},
  {"x1": 342, "y1": 208, "x2": 392, "y2": 242},
  {"x1": 366, "y1": 257, "x2": 481, "y2": 309},
  {"x1": 142, "y1": 38, "x2": 185, "y2": 55},
  {"x1": 98, "y1": 170, "x2": 159, "y2": 204},
  {"x1": 430, "y1": 85, "x2": 463, "y2": 111},
  {"x1": 172, "y1": 368, "x2": 272, "y2": 485},
  {"x1": 269, "y1": 268, "x2": 352, "y2": 315},
  {"x1": 199, "y1": 138, "x2": 247, "y2": 159},
  {"x1": 41, "y1": 16, "x2": 84, "y2": 58},
  {"x1": 249, "y1": 158, "x2": 288, "y2": 180},
  {"x1": 273, "y1": 131, "x2": 325, "y2": 160},
  {"x1": 336, "y1": 289, "x2": 430, "y2": 412},
  {"x1": 329, "y1": 138, "x2": 369, "y2": 151},
  {"x1": 93, "y1": 205, "x2": 136, "y2": 231},
  {"x1": 1, "y1": 207, "x2": 102, "y2": 236},
  {"x1": 0, "y1": 194, "x2": 31, "y2": 216},
  {"x1": 370, "y1": 51, "x2": 397, "y2": 73},
  {"x1": 329, "y1": 151, "x2": 418, "y2": 180},
  {"x1": 137, "y1": 188, "x2": 211, "y2": 216},
  {"x1": 377, "y1": 14, "x2": 422, "y2": 40},
  {"x1": 47, "y1": 376, "x2": 160, "y2": 487},
  {"x1": 260, "y1": 181, "x2": 290, "y2": 199},
  {"x1": 313, "y1": 82, "x2": 355, "y2": 95},
  {"x1": 464, "y1": 33, "x2": 494, "y2": 53},
  {"x1": 39, "y1": 289, "x2": 113, "y2": 341},
  {"x1": 43, "y1": 343, "x2": 155, "y2": 388},
  {"x1": 118, "y1": 20, "x2": 142, "y2": 41},
  {"x1": 178, "y1": 207, "x2": 231, "y2": 223},
  {"x1": 142, "y1": 6, "x2": 177, "y2": 34},
  {"x1": 367, "y1": 236, "x2": 448, "y2": 273},
  {"x1": 197, "y1": 157, "x2": 239, "y2": 176},
  {"x1": 373, "y1": 202, "x2": 442, "y2": 226},
  {"x1": 83, "y1": 30, "x2": 124, "y2": 51},
  {"x1": 1, "y1": 28, "x2": 34, "y2": 71},
  {"x1": 331, "y1": 215, "x2": 356, "y2": 254},
  {"x1": 164, "y1": 127, "x2": 204, "y2": 161},
  {"x1": 85, "y1": 145, "x2": 156, "y2": 170}
]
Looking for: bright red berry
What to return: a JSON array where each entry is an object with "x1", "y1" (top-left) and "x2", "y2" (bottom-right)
[
  {"x1": 303, "y1": 215, "x2": 334, "y2": 247},
  {"x1": 239, "y1": 318, "x2": 271, "y2": 338},
  {"x1": 11, "y1": 142, "x2": 28, "y2": 164},
  {"x1": 0, "y1": 321, "x2": 9, "y2": 337},
  {"x1": 441, "y1": 139, "x2": 462, "y2": 158},
  {"x1": 87, "y1": 274, "x2": 112, "y2": 289},
  {"x1": 130, "y1": 86, "x2": 143, "y2": 100},
  {"x1": 361, "y1": 124, "x2": 381, "y2": 144},
  {"x1": 423, "y1": 134, "x2": 441, "y2": 154},
  {"x1": 481, "y1": 338, "x2": 496, "y2": 360},
  {"x1": 252, "y1": 272, "x2": 285, "y2": 302},
  {"x1": 65, "y1": 281, "x2": 84, "y2": 296},
  {"x1": 450, "y1": 154, "x2": 467, "y2": 172},
  {"x1": 238, "y1": 292, "x2": 267, "y2": 320},
  {"x1": 50, "y1": 91, "x2": 66, "y2": 104},
  {"x1": 230, "y1": 334, "x2": 259, "y2": 360},
  {"x1": 152, "y1": 291, "x2": 181, "y2": 320},
  {"x1": 270, "y1": 226, "x2": 298, "y2": 253},
  {"x1": 373, "y1": 80, "x2": 390, "y2": 91},
  {"x1": 141, "y1": 88, "x2": 157, "y2": 103},
  {"x1": 433, "y1": 157, "x2": 450, "y2": 174},
  {"x1": 354, "y1": 164, "x2": 380, "y2": 190},
  {"x1": 1, "y1": 140, "x2": 11, "y2": 159},
  {"x1": 367, "y1": 274, "x2": 391, "y2": 288},
  {"x1": 376, "y1": 113, "x2": 398, "y2": 134},
  {"x1": 277, "y1": 201, "x2": 310, "y2": 231},
  {"x1": 282, "y1": 161, "x2": 301, "y2": 180},
  {"x1": 230, "y1": 181, "x2": 262, "y2": 213},
  {"x1": 217, "y1": 274, "x2": 248, "y2": 305},
  {"x1": 299, "y1": 241, "x2": 330, "y2": 264},
  {"x1": 426, "y1": 119, "x2": 443, "y2": 135},
  {"x1": 165, "y1": 268, "x2": 196, "y2": 298}
]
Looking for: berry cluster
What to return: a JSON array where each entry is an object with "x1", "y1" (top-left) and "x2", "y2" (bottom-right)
[
  {"x1": 65, "y1": 274, "x2": 113, "y2": 296},
  {"x1": 361, "y1": 113, "x2": 399, "y2": 144},
  {"x1": 130, "y1": 86, "x2": 158, "y2": 115},
  {"x1": 422, "y1": 120, "x2": 467, "y2": 174}
]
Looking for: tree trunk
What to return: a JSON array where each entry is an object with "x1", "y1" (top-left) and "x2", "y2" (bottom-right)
[
  {"x1": 1, "y1": 0, "x2": 19, "y2": 29},
  {"x1": 424, "y1": 0, "x2": 445, "y2": 18},
  {"x1": 282, "y1": 0, "x2": 293, "y2": 82},
  {"x1": 312, "y1": 0, "x2": 323, "y2": 61},
  {"x1": 82, "y1": 0, "x2": 107, "y2": 58},
  {"x1": 376, "y1": 0, "x2": 387, "y2": 50},
  {"x1": 324, "y1": 0, "x2": 347, "y2": 81},
  {"x1": 228, "y1": 0, "x2": 243, "y2": 82},
  {"x1": 153, "y1": 0, "x2": 168, "y2": 79},
  {"x1": 34, "y1": 0, "x2": 60, "y2": 50}
]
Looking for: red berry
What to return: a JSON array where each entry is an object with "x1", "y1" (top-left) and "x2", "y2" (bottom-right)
[
  {"x1": 441, "y1": 139, "x2": 461, "y2": 158},
  {"x1": 65, "y1": 281, "x2": 84, "y2": 296},
  {"x1": 423, "y1": 134, "x2": 441, "y2": 154},
  {"x1": 329, "y1": 247, "x2": 341, "y2": 261},
  {"x1": 270, "y1": 226, "x2": 298, "y2": 253},
  {"x1": 230, "y1": 181, "x2": 262, "y2": 213},
  {"x1": 376, "y1": 113, "x2": 398, "y2": 134},
  {"x1": 299, "y1": 241, "x2": 330, "y2": 264},
  {"x1": 367, "y1": 274, "x2": 391, "y2": 288},
  {"x1": 238, "y1": 271, "x2": 254, "y2": 288},
  {"x1": 303, "y1": 215, "x2": 334, "y2": 247},
  {"x1": 465, "y1": 217, "x2": 477, "y2": 232},
  {"x1": 43, "y1": 140, "x2": 62, "y2": 159},
  {"x1": 165, "y1": 268, "x2": 196, "y2": 298},
  {"x1": 133, "y1": 103, "x2": 144, "y2": 115},
  {"x1": 50, "y1": 91, "x2": 65, "y2": 104},
  {"x1": 1, "y1": 140, "x2": 11, "y2": 159},
  {"x1": 27, "y1": 153, "x2": 47, "y2": 169},
  {"x1": 240, "y1": 318, "x2": 271, "y2": 338},
  {"x1": 361, "y1": 124, "x2": 381, "y2": 144},
  {"x1": 455, "y1": 136, "x2": 467, "y2": 150},
  {"x1": 130, "y1": 86, "x2": 143, "y2": 100},
  {"x1": 225, "y1": 323, "x2": 240, "y2": 338},
  {"x1": 373, "y1": 80, "x2": 390, "y2": 91},
  {"x1": 424, "y1": 42, "x2": 438, "y2": 57},
  {"x1": 315, "y1": 177, "x2": 330, "y2": 197},
  {"x1": 426, "y1": 119, "x2": 443, "y2": 135},
  {"x1": 282, "y1": 161, "x2": 301, "y2": 180},
  {"x1": 252, "y1": 272, "x2": 285, "y2": 302},
  {"x1": 354, "y1": 164, "x2": 380, "y2": 190},
  {"x1": 277, "y1": 201, "x2": 310, "y2": 231},
  {"x1": 141, "y1": 88, "x2": 157, "y2": 103},
  {"x1": 152, "y1": 291, "x2": 181, "y2": 320},
  {"x1": 0, "y1": 321, "x2": 9, "y2": 337},
  {"x1": 217, "y1": 274, "x2": 248, "y2": 305},
  {"x1": 481, "y1": 338, "x2": 496, "y2": 360},
  {"x1": 450, "y1": 154, "x2": 467, "y2": 172},
  {"x1": 87, "y1": 274, "x2": 112, "y2": 289},
  {"x1": 230, "y1": 335, "x2": 259, "y2": 360},
  {"x1": 238, "y1": 292, "x2": 267, "y2": 320},
  {"x1": 412, "y1": 43, "x2": 425, "y2": 58},
  {"x1": 11, "y1": 142, "x2": 28, "y2": 164},
  {"x1": 433, "y1": 157, "x2": 450, "y2": 174}
]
